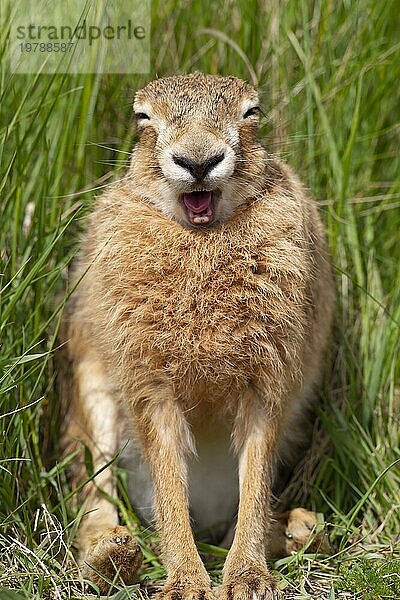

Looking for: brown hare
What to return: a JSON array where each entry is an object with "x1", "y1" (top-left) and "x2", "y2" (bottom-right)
[{"x1": 60, "y1": 72, "x2": 334, "y2": 599}]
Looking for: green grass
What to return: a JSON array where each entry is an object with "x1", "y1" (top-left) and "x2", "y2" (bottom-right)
[
  {"x1": 336, "y1": 558, "x2": 400, "y2": 600},
  {"x1": 1, "y1": 0, "x2": 399, "y2": 598}
]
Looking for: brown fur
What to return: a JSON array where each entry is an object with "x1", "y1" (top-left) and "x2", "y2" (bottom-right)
[{"x1": 60, "y1": 73, "x2": 334, "y2": 598}]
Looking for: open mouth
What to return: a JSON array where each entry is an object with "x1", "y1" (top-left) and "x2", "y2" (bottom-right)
[{"x1": 182, "y1": 190, "x2": 216, "y2": 226}]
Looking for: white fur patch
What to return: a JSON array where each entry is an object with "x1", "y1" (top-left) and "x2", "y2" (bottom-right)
[
  {"x1": 188, "y1": 422, "x2": 238, "y2": 531},
  {"x1": 227, "y1": 126, "x2": 239, "y2": 146},
  {"x1": 120, "y1": 418, "x2": 239, "y2": 531}
]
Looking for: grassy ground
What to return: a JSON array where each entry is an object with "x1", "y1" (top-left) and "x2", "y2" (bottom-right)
[{"x1": 1, "y1": 0, "x2": 399, "y2": 598}]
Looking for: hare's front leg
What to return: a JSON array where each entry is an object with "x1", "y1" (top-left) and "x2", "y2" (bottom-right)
[
  {"x1": 131, "y1": 392, "x2": 216, "y2": 600},
  {"x1": 220, "y1": 390, "x2": 281, "y2": 600}
]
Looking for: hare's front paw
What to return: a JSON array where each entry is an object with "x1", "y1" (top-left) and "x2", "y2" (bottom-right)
[
  {"x1": 220, "y1": 564, "x2": 280, "y2": 600},
  {"x1": 81, "y1": 525, "x2": 143, "y2": 593},
  {"x1": 157, "y1": 577, "x2": 217, "y2": 600}
]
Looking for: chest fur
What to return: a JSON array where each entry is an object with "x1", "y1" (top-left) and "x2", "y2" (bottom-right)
[{"x1": 89, "y1": 198, "x2": 310, "y2": 387}]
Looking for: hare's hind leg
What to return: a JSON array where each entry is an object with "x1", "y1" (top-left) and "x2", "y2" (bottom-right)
[
  {"x1": 221, "y1": 508, "x2": 330, "y2": 557},
  {"x1": 268, "y1": 508, "x2": 331, "y2": 558},
  {"x1": 60, "y1": 337, "x2": 142, "y2": 593}
]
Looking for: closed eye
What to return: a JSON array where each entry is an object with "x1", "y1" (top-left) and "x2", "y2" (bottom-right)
[
  {"x1": 135, "y1": 112, "x2": 150, "y2": 120},
  {"x1": 243, "y1": 106, "x2": 259, "y2": 119}
]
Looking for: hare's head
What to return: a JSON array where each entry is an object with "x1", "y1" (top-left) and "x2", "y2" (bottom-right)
[{"x1": 131, "y1": 73, "x2": 266, "y2": 228}]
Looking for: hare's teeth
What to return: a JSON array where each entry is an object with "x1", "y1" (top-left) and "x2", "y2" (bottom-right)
[{"x1": 193, "y1": 216, "x2": 211, "y2": 224}]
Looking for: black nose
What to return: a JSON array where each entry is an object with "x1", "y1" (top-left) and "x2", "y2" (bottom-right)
[{"x1": 172, "y1": 152, "x2": 225, "y2": 181}]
